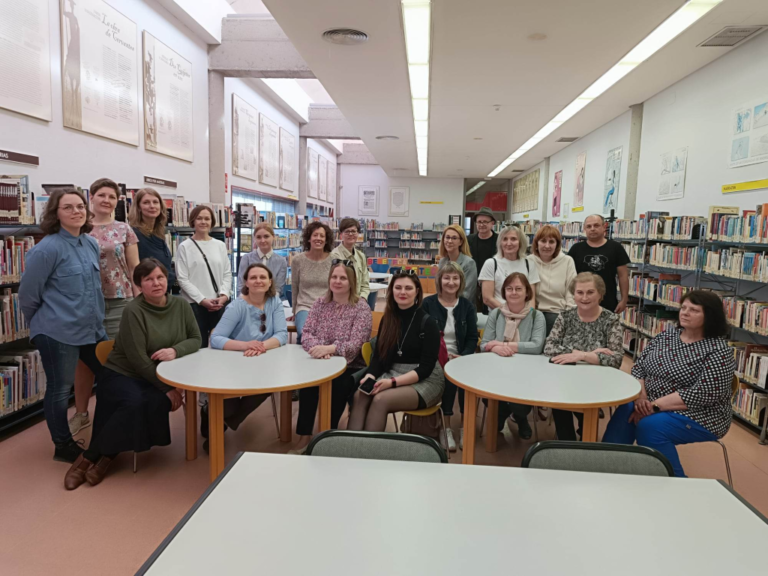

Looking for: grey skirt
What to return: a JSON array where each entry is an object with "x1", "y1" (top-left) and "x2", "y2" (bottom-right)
[
  {"x1": 104, "y1": 297, "x2": 130, "y2": 340},
  {"x1": 379, "y1": 362, "x2": 445, "y2": 408}
]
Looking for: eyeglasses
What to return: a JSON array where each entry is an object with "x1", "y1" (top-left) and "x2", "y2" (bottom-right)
[
  {"x1": 332, "y1": 259, "x2": 354, "y2": 267},
  {"x1": 60, "y1": 204, "x2": 87, "y2": 214},
  {"x1": 260, "y1": 313, "x2": 267, "y2": 333},
  {"x1": 341, "y1": 229, "x2": 358, "y2": 236},
  {"x1": 476, "y1": 219, "x2": 493, "y2": 225}
]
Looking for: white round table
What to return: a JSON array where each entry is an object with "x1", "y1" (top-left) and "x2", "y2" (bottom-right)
[
  {"x1": 368, "y1": 272, "x2": 391, "y2": 281},
  {"x1": 369, "y1": 282, "x2": 388, "y2": 292},
  {"x1": 156, "y1": 346, "x2": 347, "y2": 481},
  {"x1": 444, "y1": 354, "x2": 641, "y2": 464}
]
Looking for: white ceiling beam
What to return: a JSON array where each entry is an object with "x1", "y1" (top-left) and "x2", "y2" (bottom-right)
[
  {"x1": 300, "y1": 105, "x2": 360, "y2": 139},
  {"x1": 338, "y1": 142, "x2": 377, "y2": 165},
  {"x1": 156, "y1": 0, "x2": 231, "y2": 44}
]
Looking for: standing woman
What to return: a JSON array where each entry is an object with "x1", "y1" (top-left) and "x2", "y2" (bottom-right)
[
  {"x1": 528, "y1": 224, "x2": 576, "y2": 335},
  {"x1": 129, "y1": 188, "x2": 175, "y2": 291},
  {"x1": 479, "y1": 226, "x2": 539, "y2": 311},
  {"x1": 348, "y1": 271, "x2": 443, "y2": 432},
  {"x1": 293, "y1": 260, "x2": 372, "y2": 453},
  {"x1": 437, "y1": 224, "x2": 477, "y2": 304},
  {"x1": 175, "y1": 205, "x2": 232, "y2": 348},
  {"x1": 68, "y1": 178, "x2": 140, "y2": 437},
  {"x1": 238, "y1": 222, "x2": 287, "y2": 297},
  {"x1": 422, "y1": 262, "x2": 478, "y2": 451},
  {"x1": 330, "y1": 218, "x2": 370, "y2": 305},
  {"x1": 291, "y1": 221, "x2": 333, "y2": 342},
  {"x1": 19, "y1": 188, "x2": 106, "y2": 463}
]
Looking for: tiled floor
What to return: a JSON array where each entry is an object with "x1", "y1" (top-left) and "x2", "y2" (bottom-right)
[{"x1": 1, "y1": 355, "x2": 767, "y2": 576}]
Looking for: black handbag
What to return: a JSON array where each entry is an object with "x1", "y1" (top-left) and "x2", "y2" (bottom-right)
[{"x1": 190, "y1": 239, "x2": 219, "y2": 294}]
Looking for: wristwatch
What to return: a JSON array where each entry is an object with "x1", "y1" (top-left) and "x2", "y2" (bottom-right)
[
  {"x1": 652, "y1": 402, "x2": 661, "y2": 413},
  {"x1": 391, "y1": 377, "x2": 397, "y2": 388}
]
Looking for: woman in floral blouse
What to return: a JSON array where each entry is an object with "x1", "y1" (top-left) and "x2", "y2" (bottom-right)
[
  {"x1": 544, "y1": 272, "x2": 623, "y2": 441},
  {"x1": 291, "y1": 260, "x2": 372, "y2": 453},
  {"x1": 604, "y1": 290, "x2": 735, "y2": 477}
]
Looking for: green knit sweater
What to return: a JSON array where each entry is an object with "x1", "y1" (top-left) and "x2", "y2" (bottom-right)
[{"x1": 105, "y1": 295, "x2": 202, "y2": 392}]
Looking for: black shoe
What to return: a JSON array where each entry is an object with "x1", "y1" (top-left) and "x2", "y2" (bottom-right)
[
  {"x1": 203, "y1": 439, "x2": 209, "y2": 454},
  {"x1": 292, "y1": 390, "x2": 299, "y2": 402},
  {"x1": 516, "y1": 418, "x2": 533, "y2": 440},
  {"x1": 54, "y1": 438, "x2": 85, "y2": 463},
  {"x1": 599, "y1": 408, "x2": 605, "y2": 419},
  {"x1": 201, "y1": 406, "x2": 227, "y2": 439}
]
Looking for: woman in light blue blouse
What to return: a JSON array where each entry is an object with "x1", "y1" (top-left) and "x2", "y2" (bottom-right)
[{"x1": 203, "y1": 263, "x2": 287, "y2": 450}]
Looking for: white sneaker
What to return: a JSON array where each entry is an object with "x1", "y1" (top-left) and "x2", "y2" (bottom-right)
[
  {"x1": 68, "y1": 412, "x2": 91, "y2": 435},
  {"x1": 459, "y1": 428, "x2": 464, "y2": 450},
  {"x1": 446, "y1": 428, "x2": 457, "y2": 452},
  {"x1": 287, "y1": 446, "x2": 307, "y2": 455}
]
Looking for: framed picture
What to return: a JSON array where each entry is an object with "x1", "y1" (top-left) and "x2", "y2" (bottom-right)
[
  {"x1": 307, "y1": 148, "x2": 318, "y2": 199},
  {"x1": 358, "y1": 185, "x2": 379, "y2": 216},
  {"x1": 388, "y1": 187, "x2": 409, "y2": 217}
]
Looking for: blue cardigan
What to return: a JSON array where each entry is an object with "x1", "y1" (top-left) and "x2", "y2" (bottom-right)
[{"x1": 421, "y1": 295, "x2": 478, "y2": 357}]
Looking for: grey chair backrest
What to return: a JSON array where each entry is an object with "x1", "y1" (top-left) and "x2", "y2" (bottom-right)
[
  {"x1": 522, "y1": 441, "x2": 674, "y2": 477},
  {"x1": 306, "y1": 430, "x2": 448, "y2": 464}
]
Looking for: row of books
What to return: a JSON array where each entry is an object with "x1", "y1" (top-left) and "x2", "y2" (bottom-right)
[
  {"x1": 620, "y1": 306, "x2": 678, "y2": 338},
  {"x1": 397, "y1": 251, "x2": 436, "y2": 261},
  {"x1": 703, "y1": 247, "x2": 768, "y2": 282},
  {"x1": 707, "y1": 204, "x2": 768, "y2": 243},
  {"x1": 629, "y1": 273, "x2": 690, "y2": 307},
  {"x1": 400, "y1": 232, "x2": 422, "y2": 240},
  {"x1": 1, "y1": 290, "x2": 28, "y2": 343},
  {"x1": 0, "y1": 176, "x2": 35, "y2": 225},
  {"x1": 1, "y1": 236, "x2": 37, "y2": 284},
  {"x1": 274, "y1": 234, "x2": 301, "y2": 249},
  {"x1": 262, "y1": 212, "x2": 305, "y2": 230},
  {"x1": 722, "y1": 298, "x2": 768, "y2": 335},
  {"x1": 732, "y1": 388, "x2": 768, "y2": 426},
  {"x1": 648, "y1": 244, "x2": 700, "y2": 270},
  {"x1": 362, "y1": 220, "x2": 446, "y2": 232},
  {"x1": 729, "y1": 342, "x2": 768, "y2": 389},
  {"x1": 0, "y1": 349, "x2": 46, "y2": 417},
  {"x1": 622, "y1": 242, "x2": 646, "y2": 264},
  {"x1": 398, "y1": 242, "x2": 440, "y2": 249}
]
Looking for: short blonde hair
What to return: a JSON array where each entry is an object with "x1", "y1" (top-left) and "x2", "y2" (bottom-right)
[
  {"x1": 570, "y1": 272, "x2": 606, "y2": 297},
  {"x1": 438, "y1": 224, "x2": 471, "y2": 259},
  {"x1": 436, "y1": 261, "x2": 466, "y2": 298},
  {"x1": 495, "y1": 226, "x2": 528, "y2": 260}
]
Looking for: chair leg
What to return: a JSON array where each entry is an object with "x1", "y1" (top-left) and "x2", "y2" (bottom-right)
[
  {"x1": 716, "y1": 440, "x2": 733, "y2": 488},
  {"x1": 133, "y1": 452, "x2": 138, "y2": 474},
  {"x1": 438, "y1": 407, "x2": 449, "y2": 460},
  {"x1": 532, "y1": 406, "x2": 539, "y2": 442},
  {"x1": 270, "y1": 394, "x2": 280, "y2": 438},
  {"x1": 479, "y1": 402, "x2": 487, "y2": 438},
  {"x1": 391, "y1": 413, "x2": 400, "y2": 433}
]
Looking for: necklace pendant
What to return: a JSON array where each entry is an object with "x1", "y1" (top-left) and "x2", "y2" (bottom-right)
[{"x1": 397, "y1": 351, "x2": 403, "y2": 356}]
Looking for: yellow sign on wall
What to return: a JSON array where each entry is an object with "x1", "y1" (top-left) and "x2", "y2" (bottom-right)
[
  {"x1": 572, "y1": 206, "x2": 584, "y2": 213},
  {"x1": 420, "y1": 201, "x2": 444, "y2": 204},
  {"x1": 721, "y1": 179, "x2": 768, "y2": 194}
]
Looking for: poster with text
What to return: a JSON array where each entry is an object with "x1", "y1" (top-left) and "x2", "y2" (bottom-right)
[
  {"x1": 389, "y1": 187, "x2": 409, "y2": 217},
  {"x1": 0, "y1": 0, "x2": 52, "y2": 121},
  {"x1": 279, "y1": 128, "x2": 295, "y2": 192},
  {"x1": 307, "y1": 148, "x2": 318, "y2": 199},
  {"x1": 603, "y1": 146, "x2": 622, "y2": 215},
  {"x1": 657, "y1": 147, "x2": 688, "y2": 201},
  {"x1": 318, "y1": 155, "x2": 328, "y2": 201},
  {"x1": 259, "y1": 113, "x2": 278, "y2": 187},
  {"x1": 327, "y1": 161, "x2": 336, "y2": 204},
  {"x1": 552, "y1": 170, "x2": 563, "y2": 217},
  {"x1": 359, "y1": 186, "x2": 378, "y2": 216},
  {"x1": 573, "y1": 152, "x2": 586, "y2": 209},
  {"x1": 60, "y1": 0, "x2": 139, "y2": 145},
  {"x1": 232, "y1": 94, "x2": 258, "y2": 181},
  {"x1": 729, "y1": 99, "x2": 768, "y2": 168},
  {"x1": 143, "y1": 31, "x2": 193, "y2": 161}
]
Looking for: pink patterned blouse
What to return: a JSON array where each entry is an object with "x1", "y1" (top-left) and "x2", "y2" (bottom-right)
[
  {"x1": 89, "y1": 221, "x2": 138, "y2": 299},
  {"x1": 301, "y1": 297, "x2": 372, "y2": 368}
]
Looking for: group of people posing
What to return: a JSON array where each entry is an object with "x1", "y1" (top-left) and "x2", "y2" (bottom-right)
[{"x1": 18, "y1": 187, "x2": 735, "y2": 488}]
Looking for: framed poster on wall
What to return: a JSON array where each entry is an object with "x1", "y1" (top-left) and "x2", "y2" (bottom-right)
[
  {"x1": 259, "y1": 113, "x2": 279, "y2": 187},
  {"x1": 359, "y1": 186, "x2": 379, "y2": 216},
  {"x1": 573, "y1": 151, "x2": 586, "y2": 210},
  {"x1": 318, "y1": 155, "x2": 328, "y2": 201},
  {"x1": 327, "y1": 161, "x2": 336, "y2": 204},
  {"x1": 143, "y1": 31, "x2": 194, "y2": 161},
  {"x1": 388, "y1": 187, "x2": 409, "y2": 217},
  {"x1": 60, "y1": 0, "x2": 139, "y2": 145},
  {"x1": 307, "y1": 148, "x2": 318, "y2": 199},
  {"x1": 603, "y1": 146, "x2": 622, "y2": 214},
  {"x1": 231, "y1": 94, "x2": 258, "y2": 181},
  {"x1": 0, "y1": 0, "x2": 52, "y2": 121},
  {"x1": 279, "y1": 128, "x2": 295, "y2": 192},
  {"x1": 552, "y1": 170, "x2": 563, "y2": 217}
]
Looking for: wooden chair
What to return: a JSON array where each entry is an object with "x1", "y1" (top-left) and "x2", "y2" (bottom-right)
[
  {"x1": 371, "y1": 311, "x2": 384, "y2": 337},
  {"x1": 420, "y1": 277, "x2": 437, "y2": 296}
]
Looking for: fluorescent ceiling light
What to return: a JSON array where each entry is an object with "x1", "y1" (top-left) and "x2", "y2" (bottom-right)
[
  {"x1": 408, "y1": 65, "x2": 430, "y2": 100},
  {"x1": 412, "y1": 99, "x2": 429, "y2": 121},
  {"x1": 403, "y1": 1, "x2": 432, "y2": 177},
  {"x1": 487, "y1": 0, "x2": 722, "y2": 178},
  {"x1": 402, "y1": 4, "x2": 430, "y2": 64},
  {"x1": 415, "y1": 120, "x2": 429, "y2": 137},
  {"x1": 417, "y1": 135, "x2": 428, "y2": 148},
  {"x1": 465, "y1": 181, "x2": 486, "y2": 196}
]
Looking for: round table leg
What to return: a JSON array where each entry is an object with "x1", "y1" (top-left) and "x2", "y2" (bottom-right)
[
  {"x1": 485, "y1": 399, "x2": 499, "y2": 453},
  {"x1": 318, "y1": 381, "x2": 332, "y2": 431},
  {"x1": 208, "y1": 393, "x2": 226, "y2": 482},
  {"x1": 582, "y1": 408, "x2": 600, "y2": 442},
  {"x1": 185, "y1": 390, "x2": 197, "y2": 461},
  {"x1": 462, "y1": 390, "x2": 477, "y2": 465},
  {"x1": 279, "y1": 391, "x2": 292, "y2": 442}
]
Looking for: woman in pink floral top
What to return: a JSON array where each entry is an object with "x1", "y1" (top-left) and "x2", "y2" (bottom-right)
[
  {"x1": 292, "y1": 260, "x2": 372, "y2": 453},
  {"x1": 69, "y1": 178, "x2": 140, "y2": 437}
]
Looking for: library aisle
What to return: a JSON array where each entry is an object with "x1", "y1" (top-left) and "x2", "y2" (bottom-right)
[{"x1": 1, "y1": 355, "x2": 768, "y2": 576}]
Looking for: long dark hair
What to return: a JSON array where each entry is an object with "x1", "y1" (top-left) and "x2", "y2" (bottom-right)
[
  {"x1": 40, "y1": 188, "x2": 93, "y2": 236},
  {"x1": 377, "y1": 273, "x2": 423, "y2": 358},
  {"x1": 679, "y1": 290, "x2": 729, "y2": 339}
]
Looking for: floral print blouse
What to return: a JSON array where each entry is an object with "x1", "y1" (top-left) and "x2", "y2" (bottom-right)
[
  {"x1": 89, "y1": 221, "x2": 138, "y2": 299},
  {"x1": 301, "y1": 297, "x2": 372, "y2": 368},
  {"x1": 543, "y1": 308, "x2": 623, "y2": 368}
]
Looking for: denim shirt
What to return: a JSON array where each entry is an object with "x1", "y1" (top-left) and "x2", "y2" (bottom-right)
[
  {"x1": 19, "y1": 229, "x2": 106, "y2": 345},
  {"x1": 210, "y1": 294, "x2": 288, "y2": 350}
]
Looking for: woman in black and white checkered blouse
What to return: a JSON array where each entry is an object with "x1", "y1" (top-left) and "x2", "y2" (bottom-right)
[{"x1": 603, "y1": 290, "x2": 735, "y2": 477}]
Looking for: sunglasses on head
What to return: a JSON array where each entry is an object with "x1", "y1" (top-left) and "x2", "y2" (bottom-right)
[
  {"x1": 331, "y1": 258, "x2": 354, "y2": 267},
  {"x1": 394, "y1": 269, "x2": 418, "y2": 277}
]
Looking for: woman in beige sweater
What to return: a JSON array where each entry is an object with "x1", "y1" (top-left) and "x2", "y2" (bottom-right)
[
  {"x1": 291, "y1": 221, "x2": 333, "y2": 343},
  {"x1": 527, "y1": 225, "x2": 576, "y2": 336}
]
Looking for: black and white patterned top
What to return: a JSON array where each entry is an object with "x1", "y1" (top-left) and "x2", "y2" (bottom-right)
[
  {"x1": 543, "y1": 308, "x2": 623, "y2": 368},
  {"x1": 632, "y1": 328, "x2": 735, "y2": 438}
]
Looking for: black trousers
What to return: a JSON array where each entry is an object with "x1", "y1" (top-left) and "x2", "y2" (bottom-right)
[
  {"x1": 441, "y1": 376, "x2": 465, "y2": 416},
  {"x1": 553, "y1": 409, "x2": 584, "y2": 441},
  {"x1": 296, "y1": 367, "x2": 356, "y2": 436},
  {"x1": 483, "y1": 399, "x2": 531, "y2": 431},
  {"x1": 190, "y1": 303, "x2": 225, "y2": 348}
]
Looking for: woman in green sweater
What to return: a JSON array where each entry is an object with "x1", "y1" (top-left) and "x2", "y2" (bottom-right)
[{"x1": 64, "y1": 258, "x2": 201, "y2": 490}]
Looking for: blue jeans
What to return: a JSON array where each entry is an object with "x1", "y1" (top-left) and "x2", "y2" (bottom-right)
[
  {"x1": 295, "y1": 310, "x2": 309, "y2": 345},
  {"x1": 33, "y1": 334, "x2": 103, "y2": 445},
  {"x1": 366, "y1": 291, "x2": 378, "y2": 311},
  {"x1": 603, "y1": 402, "x2": 717, "y2": 477}
]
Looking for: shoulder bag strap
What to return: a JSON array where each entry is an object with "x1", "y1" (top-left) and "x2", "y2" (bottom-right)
[{"x1": 190, "y1": 239, "x2": 219, "y2": 294}]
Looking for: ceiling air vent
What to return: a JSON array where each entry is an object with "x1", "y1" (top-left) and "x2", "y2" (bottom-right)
[
  {"x1": 699, "y1": 26, "x2": 765, "y2": 48},
  {"x1": 556, "y1": 137, "x2": 579, "y2": 143},
  {"x1": 322, "y1": 28, "x2": 369, "y2": 46},
  {"x1": 511, "y1": 170, "x2": 524, "y2": 173}
]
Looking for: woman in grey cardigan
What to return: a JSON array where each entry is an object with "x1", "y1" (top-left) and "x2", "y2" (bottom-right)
[
  {"x1": 238, "y1": 222, "x2": 288, "y2": 297},
  {"x1": 437, "y1": 224, "x2": 477, "y2": 303},
  {"x1": 480, "y1": 272, "x2": 545, "y2": 439}
]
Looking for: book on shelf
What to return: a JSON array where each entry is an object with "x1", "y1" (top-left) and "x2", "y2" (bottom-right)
[
  {"x1": 0, "y1": 176, "x2": 36, "y2": 226},
  {"x1": 1, "y1": 236, "x2": 36, "y2": 284},
  {"x1": 648, "y1": 244, "x2": 700, "y2": 270},
  {"x1": 0, "y1": 349, "x2": 46, "y2": 417},
  {"x1": 729, "y1": 342, "x2": 768, "y2": 387},
  {"x1": 732, "y1": 387, "x2": 768, "y2": 426},
  {"x1": 1, "y1": 288, "x2": 28, "y2": 343}
]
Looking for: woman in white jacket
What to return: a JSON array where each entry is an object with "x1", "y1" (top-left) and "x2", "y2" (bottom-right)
[{"x1": 528, "y1": 225, "x2": 576, "y2": 336}]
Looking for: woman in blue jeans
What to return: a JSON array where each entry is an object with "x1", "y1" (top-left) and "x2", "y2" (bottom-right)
[
  {"x1": 603, "y1": 290, "x2": 735, "y2": 477},
  {"x1": 20, "y1": 188, "x2": 106, "y2": 463}
]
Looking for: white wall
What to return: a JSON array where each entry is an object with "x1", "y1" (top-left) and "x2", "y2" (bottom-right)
[
  {"x1": 511, "y1": 162, "x2": 546, "y2": 220},
  {"x1": 547, "y1": 111, "x2": 631, "y2": 222},
  {"x1": 636, "y1": 31, "x2": 768, "y2": 217},
  {"x1": 339, "y1": 164, "x2": 463, "y2": 227},
  {"x1": 307, "y1": 138, "x2": 339, "y2": 211},
  {"x1": 0, "y1": 0, "x2": 211, "y2": 202}
]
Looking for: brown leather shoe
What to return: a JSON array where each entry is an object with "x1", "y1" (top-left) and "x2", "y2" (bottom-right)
[
  {"x1": 85, "y1": 456, "x2": 113, "y2": 486},
  {"x1": 64, "y1": 455, "x2": 92, "y2": 490}
]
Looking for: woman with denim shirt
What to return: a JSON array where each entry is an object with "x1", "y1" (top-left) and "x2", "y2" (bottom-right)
[{"x1": 19, "y1": 188, "x2": 106, "y2": 463}]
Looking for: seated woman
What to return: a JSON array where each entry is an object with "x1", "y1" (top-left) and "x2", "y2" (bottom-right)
[
  {"x1": 480, "y1": 273, "x2": 546, "y2": 440},
  {"x1": 292, "y1": 260, "x2": 372, "y2": 453},
  {"x1": 64, "y1": 258, "x2": 201, "y2": 490},
  {"x1": 348, "y1": 271, "x2": 443, "y2": 432},
  {"x1": 206, "y1": 263, "x2": 288, "y2": 450},
  {"x1": 603, "y1": 290, "x2": 735, "y2": 477},
  {"x1": 544, "y1": 272, "x2": 623, "y2": 441},
  {"x1": 422, "y1": 262, "x2": 478, "y2": 452}
]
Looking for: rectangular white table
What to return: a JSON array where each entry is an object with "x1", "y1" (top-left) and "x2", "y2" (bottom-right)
[{"x1": 138, "y1": 452, "x2": 768, "y2": 575}]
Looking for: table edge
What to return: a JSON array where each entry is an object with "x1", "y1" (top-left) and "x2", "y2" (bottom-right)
[
  {"x1": 135, "y1": 452, "x2": 245, "y2": 575},
  {"x1": 717, "y1": 479, "x2": 768, "y2": 525}
]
